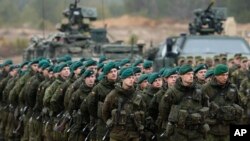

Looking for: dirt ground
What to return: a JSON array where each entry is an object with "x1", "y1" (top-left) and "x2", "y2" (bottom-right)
[{"x1": 1, "y1": 15, "x2": 250, "y2": 63}]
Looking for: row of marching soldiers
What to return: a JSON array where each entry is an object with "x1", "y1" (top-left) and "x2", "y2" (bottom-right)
[{"x1": 0, "y1": 53, "x2": 249, "y2": 141}]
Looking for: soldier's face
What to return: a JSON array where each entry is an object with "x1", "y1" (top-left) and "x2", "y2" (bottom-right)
[
  {"x1": 4, "y1": 65, "x2": 10, "y2": 72},
  {"x1": 43, "y1": 69, "x2": 49, "y2": 77},
  {"x1": 241, "y1": 61, "x2": 248, "y2": 69},
  {"x1": 85, "y1": 74, "x2": 96, "y2": 87},
  {"x1": 123, "y1": 76, "x2": 135, "y2": 88},
  {"x1": 22, "y1": 65, "x2": 28, "y2": 71},
  {"x1": 215, "y1": 72, "x2": 229, "y2": 85},
  {"x1": 31, "y1": 64, "x2": 38, "y2": 72},
  {"x1": 134, "y1": 73, "x2": 141, "y2": 82},
  {"x1": 140, "y1": 80, "x2": 148, "y2": 89},
  {"x1": 152, "y1": 78, "x2": 163, "y2": 88},
  {"x1": 181, "y1": 72, "x2": 194, "y2": 86},
  {"x1": 10, "y1": 69, "x2": 18, "y2": 77},
  {"x1": 87, "y1": 65, "x2": 97, "y2": 74},
  {"x1": 143, "y1": 67, "x2": 153, "y2": 74},
  {"x1": 60, "y1": 67, "x2": 70, "y2": 79},
  {"x1": 107, "y1": 68, "x2": 118, "y2": 81},
  {"x1": 196, "y1": 69, "x2": 207, "y2": 81},
  {"x1": 74, "y1": 67, "x2": 81, "y2": 76},
  {"x1": 166, "y1": 74, "x2": 178, "y2": 87}
]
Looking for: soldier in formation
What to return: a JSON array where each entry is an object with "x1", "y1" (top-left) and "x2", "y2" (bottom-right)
[{"x1": 0, "y1": 53, "x2": 249, "y2": 141}]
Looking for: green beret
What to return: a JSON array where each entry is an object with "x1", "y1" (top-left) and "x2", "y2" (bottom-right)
[
  {"x1": 20, "y1": 61, "x2": 29, "y2": 68},
  {"x1": 119, "y1": 58, "x2": 130, "y2": 67},
  {"x1": 38, "y1": 60, "x2": 49, "y2": 68},
  {"x1": 84, "y1": 59, "x2": 97, "y2": 68},
  {"x1": 194, "y1": 64, "x2": 207, "y2": 74},
  {"x1": 143, "y1": 60, "x2": 153, "y2": 69},
  {"x1": 137, "y1": 74, "x2": 149, "y2": 84},
  {"x1": 97, "y1": 63, "x2": 104, "y2": 70},
  {"x1": 29, "y1": 59, "x2": 39, "y2": 66},
  {"x1": 179, "y1": 64, "x2": 193, "y2": 75},
  {"x1": 119, "y1": 67, "x2": 127, "y2": 76},
  {"x1": 103, "y1": 62, "x2": 117, "y2": 75},
  {"x1": 70, "y1": 61, "x2": 83, "y2": 71},
  {"x1": 9, "y1": 65, "x2": 20, "y2": 71},
  {"x1": 133, "y1": 67, "x2": 141, "y2": 74},
  {"x1": 148, "y1": 72, "x2": 161, "y2": 84},
  {"x1": 82, "y1": 70, "x2": 95, "y2": 78},
  {"x1": 214, "y1": 64, "x2": 228, "y2": 75},
  {"x1": 205, "y1": 69, "x2": 214, "y2": 79},
  {"x1": 162, "y1": 68, "x2": 178, "y2": 78},
  {"x1": 99, "y1": 55, "x2": 107, "y2": 63},
  {"x1": 159, "y1": 68, "x2": 166, "y2": 76},
  {"x1": 41, "y1": 62, "x2": 50, "y2": 70},
  {"x1": 120, "y1": 68, "x2": 134, "y2": 79},
  {"x1": 64, "y1": 55, "x2": 72, "y2": 61},
  {"x1": 80, "y1": 57, "x2": 86, "y2": 62},
  {"x1": 66, "y1": 61, "x2": 73, "y2": 66},
  {"x1": 3, "y1": 59, "x2": 13, "y2": 66},
  {"x1": 133, "y1": 59, "x2": 143, "y2": 67},
  {"x1": 57, "y1": 63, "x2": 69, "y2": 72},
  {"x1": 48, "y1": 66, "x2": 54, "y2": 72},
  {"x1": 53, "y1": 65, "x2": 61, "y2": 73}
]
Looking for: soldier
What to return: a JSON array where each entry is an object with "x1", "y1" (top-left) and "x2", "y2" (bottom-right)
[
  {"x1": 202, "y1": 64, "x2": 243, "y2": 141},
  {"x1": 68, "y1": 70, "x2": 96, "y2": 141},
  {"x1": 142, "y1": 72, "x2": 163, "y2": 140},
  {"x1": 135, "y1": 74, "x2": 149, "y2": 95},
  {"x1": 149, "y1": 68, "x2": 178, "y2": 124},
  {"x1": 0, "y1": 65, "x2": 19, "y2": 140},
  {"x1": 149, "y1": 68, "x2": 178, "y2": 141},
  {"x1": 43, "y1": 63, "x2": 70, "y2": 141},
  {"x1": 205, "y1": 69, "x2": 214, "y2": 83},
  {"x1": 159, "y1": 64, "x2": 209, "y2": 141},
  {"x1": 87, "y1": 61, "x2": 118, "y2": 140},
  {"x1": 119, "y1": 58, "x2": 131, "y2": 69},
  {"x1": 193, "y1": 64, "x2": 207, "y2": 87},
  {"x1": 27, "y1": 60, "x2": 50, "y2": 141},
  {"x1": 231, "y1": 57, "x2": 248, "y2": 89},
  {"x1": 229, "y1": 53, "x2": 242, "y2": 77},
  {"x1": 133, "y1": 67, "x2": 142, "y2": 83},
  {"x1": 205, "y1": 57, "x2": 213, "y2": 69},
  {"x1": 238, "y1": 69, "x2": 250, "y2": 124},
  {"x1": 0, "y1": 59, "x2": 13, "y2": 80},
  {"x1": 133, "y1": 59, "x2": 143, "y2": 70},
  {"x1": 142, "y1": 60, "x2": 153, "y2": 74},
  {"x1": 102, "y1": 68, "x2": 146, "y2": 141}
]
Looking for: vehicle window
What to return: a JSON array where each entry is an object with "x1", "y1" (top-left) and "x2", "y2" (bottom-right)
[{"x1": 182, "y1": 38, "x2": 250, "y2": 54}]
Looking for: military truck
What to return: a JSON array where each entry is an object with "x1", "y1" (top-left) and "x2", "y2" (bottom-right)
[
  {"x1": 23, "y1": 0, "x2": 143, "y2": 62},
  {"x1": 151, "y1": 1, "x2": 250, "y2": 71}
]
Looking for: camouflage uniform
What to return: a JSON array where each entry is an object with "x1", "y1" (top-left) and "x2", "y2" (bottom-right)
[
  {"x1": 202, "y1": 78, "x2": 243, "y2": 141},
  {"x1": 102, "y1": 83, "x2": 146, "y2": 141},
  {"x1": 88, "y1": 77, "x2": 116, "y2": 140},
  {"x1": 0, "y1": 75, "x2": 11, "y2": 140},
  {"x1": 159, "y1": 78, "x2": 208, "y2": 141},
  {"x1": 238, "y1": 75, "x2": 250, "y2": 124},
  {"x1": 25, "y1": 73, "x2": 45, "y2": 141},
  {"x1": 2, "y1": 75, "x2": 19, "y2": 140},
  {"x1": 67, "y1": 81, "x2": 93, "y2": 141},
  {"x1": 231, "y1": 69, "x2": 247, "y2": 89},
  {"x1": 43, "y1": 76, "x2": 64, "y2": 141}
]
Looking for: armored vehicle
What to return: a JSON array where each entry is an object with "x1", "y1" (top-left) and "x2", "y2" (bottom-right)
[
  {"x1": 150, "y1": 1, "x2": 250, "y2": 71},
  {"x1": 23, "y1": 0, "x2": 143, "y2": 62}
]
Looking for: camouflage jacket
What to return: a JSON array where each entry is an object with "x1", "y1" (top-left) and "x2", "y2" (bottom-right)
[
  {"x1": 88, "y1": 77, "x2": 116, "y2": 119},
  {"x1": 159, "y1": 78, "x2": 207, "y2": 128},
  {"x1": 202, "y1": 78, "x2": 243, "y2": 136},
  {"x1": 102, "y1": 82, "x2": 145, "y2": 139}
]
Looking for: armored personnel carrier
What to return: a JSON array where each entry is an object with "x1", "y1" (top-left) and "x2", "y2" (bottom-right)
[
  {"x1": 150, "y1": 1, "x2": 250, "y2": 71},
  {"x1": 23, "y1": 0, "x2": 143, "y2": 62}
]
